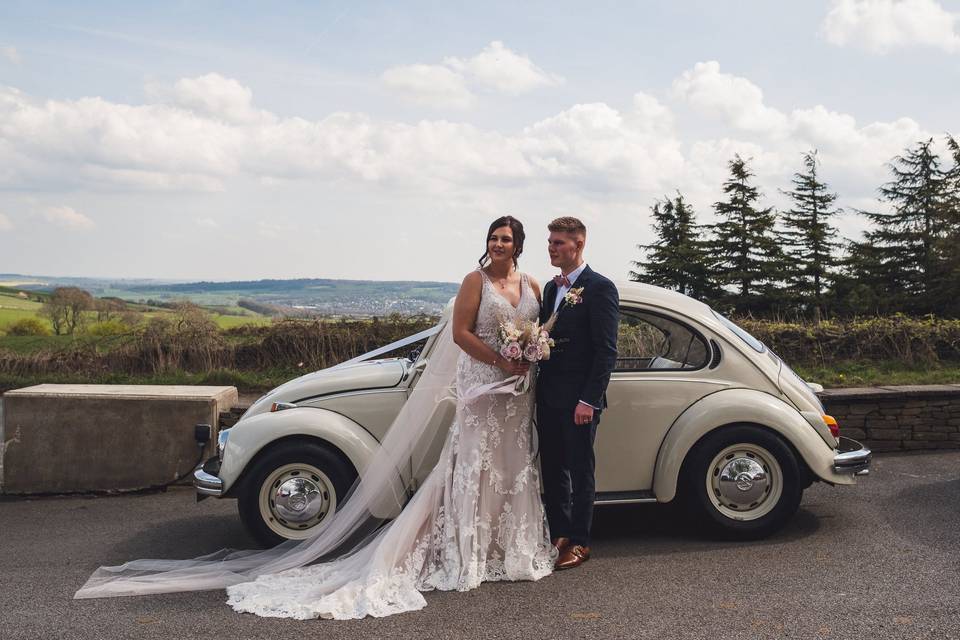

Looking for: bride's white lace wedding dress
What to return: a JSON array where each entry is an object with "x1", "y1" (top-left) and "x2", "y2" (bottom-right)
[{"x1": 223, "y1": 271, "x2": 554, "y2": 619}]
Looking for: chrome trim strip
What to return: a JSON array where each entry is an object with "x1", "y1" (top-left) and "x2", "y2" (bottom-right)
[
  {"x1": 193, "y1": 468, "x2": 224, "y2": 497},
  {"x1": 595, "y1": 496, "x2": 658, "y2": 505},
  {"x1": 330, "y1": 325, "x2": 441, "y2": 370}
]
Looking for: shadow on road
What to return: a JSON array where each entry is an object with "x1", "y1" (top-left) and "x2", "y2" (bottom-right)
[
  {"x1": 101, "y1": 512, "x2": 258, "y2": 564},
  {"x1": 590, "y1": 501, "x2": 821, "y2": 558}
]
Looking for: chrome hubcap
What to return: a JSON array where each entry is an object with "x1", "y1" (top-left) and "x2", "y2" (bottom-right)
[
  {"x1": 706, "y1": 444, "x2": 783, "y2": 521},
  {"x1": 259, "y1": 464, "x2": 336, "y2": 539},
  {"x1": 718, "y1": 457, "x2": 769, "y2": 504},
  {"x1": 274, "y1": 476, "x2": 325, "y2": 523}
]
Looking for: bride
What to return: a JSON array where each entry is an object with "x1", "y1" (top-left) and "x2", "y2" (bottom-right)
[{"x1": 75, "y1": 215, "x2": 556, "y2": 619}]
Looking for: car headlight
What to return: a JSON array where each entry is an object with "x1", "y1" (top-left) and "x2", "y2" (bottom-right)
[{"x1": 218, "y1": 429, "x2": 230, "y2": 463}]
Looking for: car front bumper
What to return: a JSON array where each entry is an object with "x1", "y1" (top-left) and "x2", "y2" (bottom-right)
[
  {"x1": 193, "y1": 457, "x2": 224, "y2": 500},
  {"x1": 833, "y1": 436, "x2": 871, "y2": 476}
]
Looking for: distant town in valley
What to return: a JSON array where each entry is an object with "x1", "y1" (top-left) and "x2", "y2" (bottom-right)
[{"x1": 0, "y1": 274, "x2": 460, "y2": 317}]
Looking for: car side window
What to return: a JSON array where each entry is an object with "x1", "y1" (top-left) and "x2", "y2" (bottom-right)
[{"x1": 615, "y1": 309, "x2": 710, "y2": 371}]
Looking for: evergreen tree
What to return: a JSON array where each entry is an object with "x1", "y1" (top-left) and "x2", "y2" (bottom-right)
[
  {"x1": 630, "y1": 192, "x2": 716, "y2": 300},
  {"x1": 848, "y1": 138, "x2": 952, "y2": 314},
  {"x1": 929, "y1": 135, "x2": 960, "y2": 315},
  {"x1": 778, "y1": 151, "x2": 842, "y2": 317},
  {"x1": 709, "y1": 155, "x2": 784, "y2": 313}
]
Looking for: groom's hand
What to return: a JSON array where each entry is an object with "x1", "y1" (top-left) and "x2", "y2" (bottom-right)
[{"x1": 573, "y1": 402, "x2": 594, "y2": 426}]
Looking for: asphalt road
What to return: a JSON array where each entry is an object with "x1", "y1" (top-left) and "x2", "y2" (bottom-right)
[{"x1": 2, "y1": 451, "x2": 958, "y2": 640}]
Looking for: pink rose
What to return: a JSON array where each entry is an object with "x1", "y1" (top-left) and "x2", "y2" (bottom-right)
[
  {"x1": 501, "y1": 341, "x2": 522, "y2": 360},
  {"x1": 523, "y1": 343, "x2": 540, "y2": 362}
]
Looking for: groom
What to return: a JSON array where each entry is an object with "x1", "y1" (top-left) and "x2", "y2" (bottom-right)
[{"x1": 537, "y1": 216, "x2": 619, "y2": 570}]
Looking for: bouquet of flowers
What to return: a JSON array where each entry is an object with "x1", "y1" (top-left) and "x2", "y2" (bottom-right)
[
  {"x1": 464, "y1": 287, "x2": 586, "y2": 400},
  {"x1": 498, "y1": 319, "x2": 554, "y2": 363},
  {"x1": 494, "y1": 319, "x2": 553, "y2": 394}
]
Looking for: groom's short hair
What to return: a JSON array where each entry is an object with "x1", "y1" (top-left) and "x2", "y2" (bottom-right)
[{"x1": 548, "y1": 216, "x2": 586, "y2": 236}]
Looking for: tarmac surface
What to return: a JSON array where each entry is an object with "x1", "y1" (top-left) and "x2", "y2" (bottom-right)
[{"x1": 2, "y1": 451, "x2": 958, "y2": 640}]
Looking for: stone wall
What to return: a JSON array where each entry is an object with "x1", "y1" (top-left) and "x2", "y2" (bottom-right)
[{"x1": 818, "y1": 385, "x2": 960, "y2": 452}]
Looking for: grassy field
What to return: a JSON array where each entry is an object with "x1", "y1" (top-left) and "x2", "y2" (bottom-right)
[
  {"x1": 2, "y1": 283, "x2": 959, "y2": 394},
  {"x1": 793, "y1": 361, "x2": 960, "y2": 388},
  {"x1": 0, "y1": 285, "x2": 271, "y2": 341}
]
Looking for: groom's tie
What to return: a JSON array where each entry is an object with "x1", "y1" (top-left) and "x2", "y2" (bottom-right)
[{"x1": 553, "y1": 274, "x2": 571, "y2": 288}]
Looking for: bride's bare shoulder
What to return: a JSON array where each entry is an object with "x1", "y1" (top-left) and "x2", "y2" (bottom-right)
[
  {"x1": 457, "y1": 270, "x2": 484, "y2": 299},
  {"x1": 461, "y1": 270, "x2": 484, "y2": 288}
]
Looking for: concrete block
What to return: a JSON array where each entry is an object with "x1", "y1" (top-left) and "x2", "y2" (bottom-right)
[{"x1": 1, "y1": 384, "x2": 237, "y2": 494}]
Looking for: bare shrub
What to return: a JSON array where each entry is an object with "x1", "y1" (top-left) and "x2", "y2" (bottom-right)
[{"x1": 40, "y1": 287, "x2": 94, "y2": 335}]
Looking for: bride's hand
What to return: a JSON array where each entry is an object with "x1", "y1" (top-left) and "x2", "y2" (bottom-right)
[{"x1": 496, "y1": 357, "x2": 530, "y2": 377}]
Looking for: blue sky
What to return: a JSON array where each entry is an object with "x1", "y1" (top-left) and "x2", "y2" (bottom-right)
[{"x1": 1, "y1": 1, "x2": 958, "y2": 284}]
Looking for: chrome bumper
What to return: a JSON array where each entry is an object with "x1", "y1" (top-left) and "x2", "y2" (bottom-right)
[
  {"x1": 193, "y1": 458, "x2": 224, "y2": 499},
  {"x1": 833, "y1": 436, "x2": 872, "y2": 476}
]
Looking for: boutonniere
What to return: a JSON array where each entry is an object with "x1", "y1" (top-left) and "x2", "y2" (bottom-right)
[
  {"x1": 563, "y1": 286, "x2": 585, "y2": 307},
  {"x1": 541, "y1": 286, "x2": 585, "y2": 336}
]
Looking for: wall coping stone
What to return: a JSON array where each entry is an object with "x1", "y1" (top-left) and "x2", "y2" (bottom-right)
[
  {"x1": 818, "y1": 385, "x2": 960, "y2": 402},
  {"x1": 7, "y1": 384, "x2": 237, "y2": 402}
]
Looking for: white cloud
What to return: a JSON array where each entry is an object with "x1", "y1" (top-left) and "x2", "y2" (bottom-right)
[
  {"x1": 381, "y1": 41, "x2": 562, "y2": 107},
  {"x1": 822, "y1": 0, "x2": 960, "y2": 53},
  {"x1": 0, "y1": 212, "x2": 13, "y2": 230},
  {"x1": 520, "y1": 95, "x2": 684, "y2": 191},
  {"x1": 671, "y1": 61, "x2": 789, "y2": 135},
  {"x1": 0, "y1": 85, "x2": 243, "y2": 191},
  {"x1": 1, "y1": 45, "x2": 20, "y2": 64},
  {"x1": 0, "y1": 66, "x2": 935, "y2": 233},
  {"x1": 381, "y1": 64, "x2": 475, "y2": 109},
  {"x1": 196, "y1": 217, "x2": 219, "y2": 229},
  {"x1": 169, "y1": 73, "x2": 270, "y2": 124},
  {"x1": 669, "y1": 61, "x2": 929, "y2": 186},
  {"x1": 444, "y1": 40, "x2": 564, "y2": 94},
  {"x1": 41, "y1": 206, "x2": 95, "y2": 229}
]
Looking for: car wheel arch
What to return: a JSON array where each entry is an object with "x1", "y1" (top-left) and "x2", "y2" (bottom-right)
[
  {"x1": 227, "y1": 434, "x2": 357, "y2": 498},
  {"x1": 652, "y1": 388, "x2": 832, "y2": 503},
  {"x1": 673, "y1": 422, "x2": 815, "y2": 495},
  {"x1": 217, "y1": 407, "x2": 386, "y2": 496}
]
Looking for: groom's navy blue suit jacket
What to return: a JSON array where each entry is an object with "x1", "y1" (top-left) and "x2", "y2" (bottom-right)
[{"x1": 537, "y1": 265, "x2": 619, "y2": 410}]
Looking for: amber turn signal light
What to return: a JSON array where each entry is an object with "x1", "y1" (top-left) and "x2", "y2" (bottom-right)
[{"x1": 823, "y1": 414, "x2": 840, "y2": 438}]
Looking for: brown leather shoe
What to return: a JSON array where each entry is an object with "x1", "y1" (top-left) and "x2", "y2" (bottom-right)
[
  {"x1": 551, "y1": 537, "x2": 570, "y2": 554},
  {"x1": 555, "y1": 544, "x2": 591, "y2": 570}
]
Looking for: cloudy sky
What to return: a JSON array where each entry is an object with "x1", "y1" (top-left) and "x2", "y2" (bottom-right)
[{"x1": 1, "y1": 0, "x2": 958, "y2": 284}]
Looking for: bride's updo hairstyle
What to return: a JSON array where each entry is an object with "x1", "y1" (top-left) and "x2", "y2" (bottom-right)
[{"x1": 478, "y1": 215, "x2": 525, "y2": 268}]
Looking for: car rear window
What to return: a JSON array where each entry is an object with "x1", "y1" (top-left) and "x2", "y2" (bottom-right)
[{"x1": 711, "y1": 310, "x2": 765, "y2": 353}]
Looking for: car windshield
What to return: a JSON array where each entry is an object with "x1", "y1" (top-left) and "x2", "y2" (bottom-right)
[{"x1": 711, "y1": 310, "x2": 765, "y2": 353}]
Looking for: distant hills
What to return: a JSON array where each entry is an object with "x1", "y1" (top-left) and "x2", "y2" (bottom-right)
[{"x1": 0, "y1": 274, "x2": 460, "y2": 316}]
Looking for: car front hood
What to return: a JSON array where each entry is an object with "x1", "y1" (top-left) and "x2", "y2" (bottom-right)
[{"x1": 242, "y1": 359, "x2": 408, "y2": 421}]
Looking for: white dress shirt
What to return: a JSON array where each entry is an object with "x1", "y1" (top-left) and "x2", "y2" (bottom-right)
[{"x1": 553, "y1": 262, "x2": 588, "y2": 313}]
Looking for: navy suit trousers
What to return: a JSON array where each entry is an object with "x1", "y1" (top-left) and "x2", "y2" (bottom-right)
[{"x1": 536, "y1": 401, "x2": 599, "y2": 547}]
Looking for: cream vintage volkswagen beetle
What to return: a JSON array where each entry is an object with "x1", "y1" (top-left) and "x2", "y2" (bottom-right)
[{"x1": 194, "y1": 282, "x2": 870, "y2": 546}]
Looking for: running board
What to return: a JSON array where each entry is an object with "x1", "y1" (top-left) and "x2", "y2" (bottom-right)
[{"x1": 594, "y1": 491, "x2": 658, "y2": 505}]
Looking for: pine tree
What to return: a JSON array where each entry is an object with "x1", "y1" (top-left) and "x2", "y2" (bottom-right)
[
  {"x1": 929, "y1": 135, "x2": 960, "y2": 315},
  {"x1": 709, "y1": 155, "x2": 784, "y2": 313},
  {"x1": 778, "y1": 151, "x2": 842, "y2": 317},
  {"x1": 848, "y1": 138, "x2": 952, "y2": 314},
  {"x1": 630, "y1": 192, "x2": 716, "y2": 300}
]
